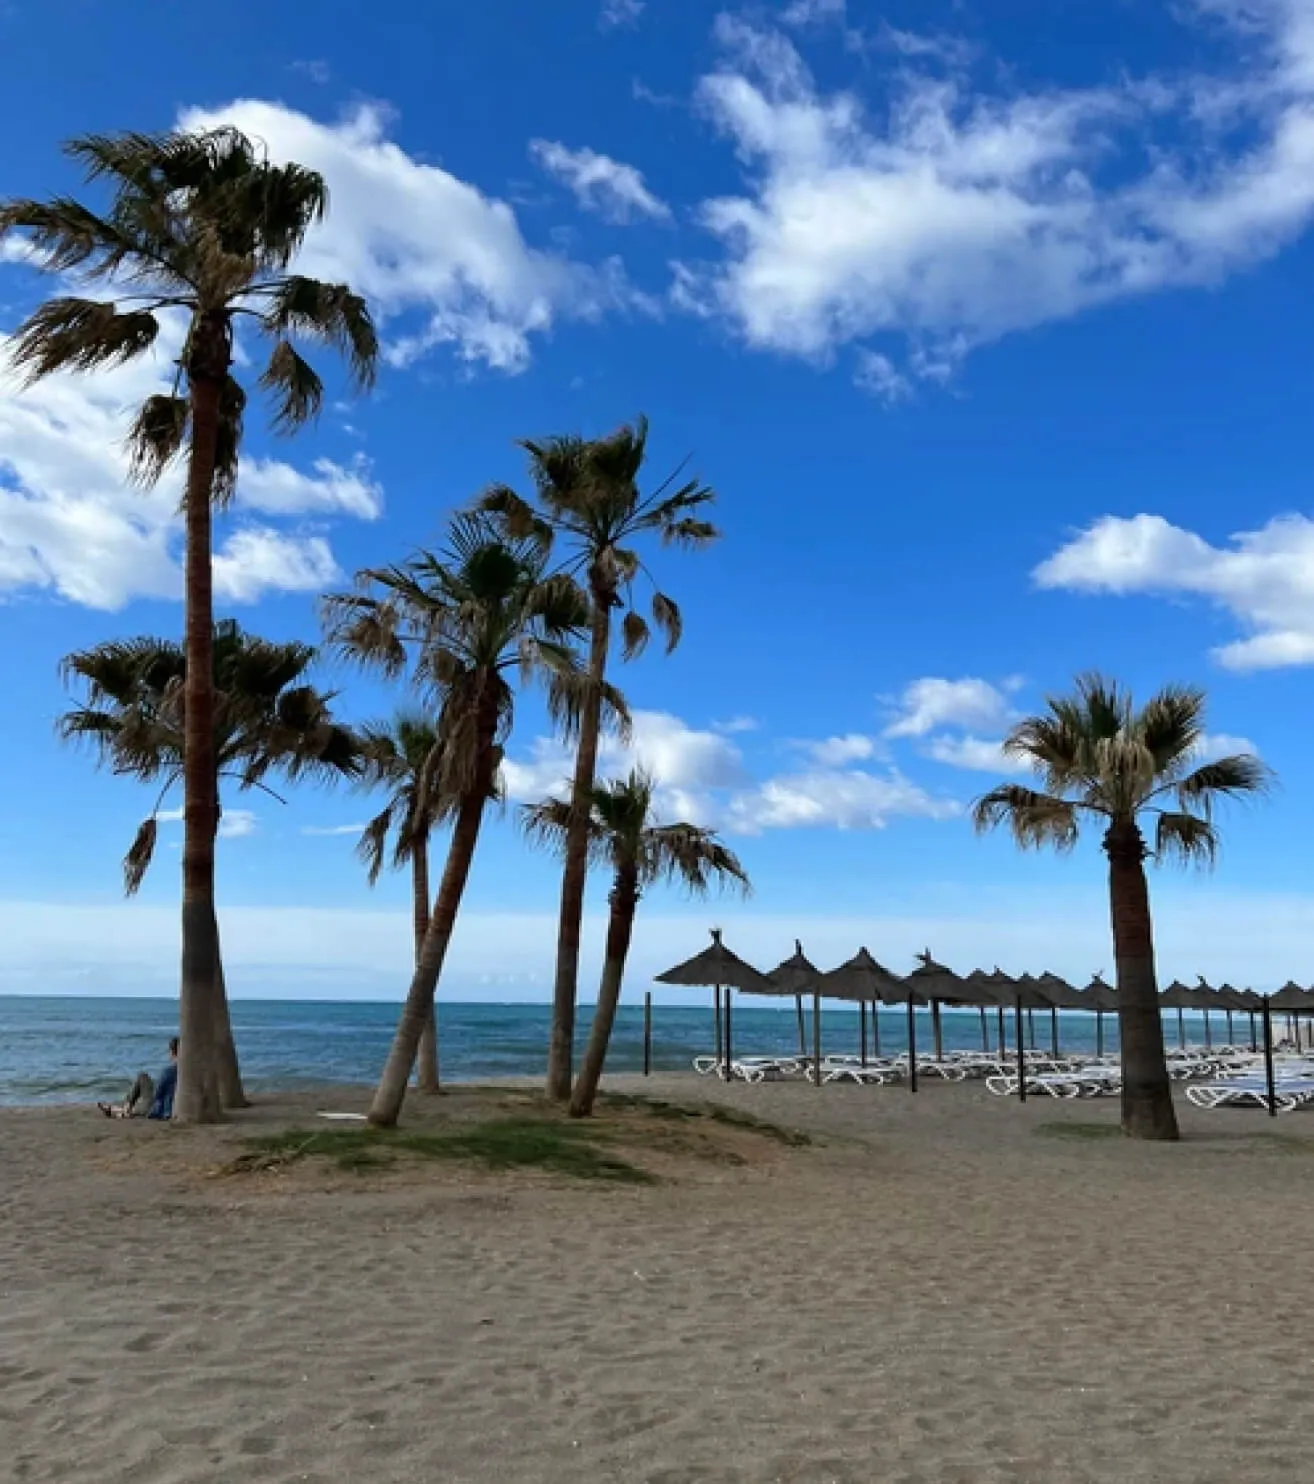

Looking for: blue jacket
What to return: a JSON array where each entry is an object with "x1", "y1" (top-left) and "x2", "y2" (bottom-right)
[{"x1": 148, "y1": 1061, "x2": 177, "y2": 1120}]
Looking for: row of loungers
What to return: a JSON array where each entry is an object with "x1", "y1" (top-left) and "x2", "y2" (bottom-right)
[{"x1": 692, "y1": 1048, "x2": 1314, "y2": 1112}]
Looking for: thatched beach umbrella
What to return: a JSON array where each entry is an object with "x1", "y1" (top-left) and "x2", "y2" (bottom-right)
[
  {"x1": 907, "y1": 950, "x2": 967, "y2": 1062},
  {"x1": 1192, "y1": 977, "x2": 1218, "y2": 1051},
  {"x1": 981, "y1": 968, "x2": 1018, "y2": 1056},
  {"x1": 962, "y1": 969, "x2": 1003, "y2": 1051},
  {"x1": 1035, "y1": 970, "x2": 1084, "y2": 1057},
  {"x1": 656, "y1": 929, "x2": 774, "y2": 1079},
  {"x1": 1213, "y1": 982, "x2": 1247, "y2": 1047},
  {"x1": 1270, "y1": 981, "x2": 1314, "y2": 1051},
  {"x1": 819, "y1": 948, "x2": 903, "y2": 1064},
  {"x1": 768, "y1": 943, "x2": 823, "y2": 1082},
  {"x1": 1081, "y1": 974, "x2": 1117, "y2": 1057},
  {"x1": 1159, "y1": 980, "x2": 1196, "y2": 1049}
]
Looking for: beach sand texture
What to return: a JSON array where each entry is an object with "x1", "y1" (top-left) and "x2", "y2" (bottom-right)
[{"x1": 3, "y1": 1073, "x2": 1313, "y2": 1484}]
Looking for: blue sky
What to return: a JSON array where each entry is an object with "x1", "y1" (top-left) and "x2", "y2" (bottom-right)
[{"x1": 4, "y1": 0, "x2": 1314, "y2": 1001}]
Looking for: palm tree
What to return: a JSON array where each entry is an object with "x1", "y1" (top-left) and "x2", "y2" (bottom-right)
[
  {"x1": 2, "y1": 128, "x2": 377, "y2": 1122},
  {"x1": 324, "y1": 514, "x2": 624, "y2": 1128},
  {"x1": 524, "y1": 769, "x2": 749, "y2": 1117},
  {"x1": 58, "y1": 621, "x2": 362, "y2": 1107},
  {"x1": 972, "y1": 674, "x2": 1270, "y2": 1141},
  {"x1": 478, "y1": 417, "x2": 718, "y2": 1101},
  {"x1": 356, "y1": 714, "x2": 444, "y2": 1093}
]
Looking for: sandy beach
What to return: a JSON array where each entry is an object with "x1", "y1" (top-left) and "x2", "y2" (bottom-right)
[{"x1": 4, "y1": 1074, "x2": 1313, "y2": 1484}]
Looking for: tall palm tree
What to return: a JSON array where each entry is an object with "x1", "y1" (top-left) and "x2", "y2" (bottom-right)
[
  {"x1": 972, "y1": 674, "x2": 1270, "y2": 1141},
  {"x1": 2, "y1": 128, "x2": 377, "y2": 1122},
  {"x1": 356, "y1": 714, "x2": 444, "y2": 1093},
  {"x1": 478, "y1": 417, "x2": 718, "y2": 1101},
  {"x1": 325, "y1": 515, "x2": 624, "y2": 1128},
  {"x1": 58, "y1": 621, "x2": 362, "y2": 1107},
  {"x1": 524, "y1": 770, "x2": 749, "y2": 1117}
]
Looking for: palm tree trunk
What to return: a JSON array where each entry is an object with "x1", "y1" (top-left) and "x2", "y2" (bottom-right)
[
  {"x1": 211, "y1": 797, "x2": 247, "y2": 1110},
  {"x1": 570, "y1": 866, "x2": 638, "y2": 1118},
  {"x1": 412, "y1": 838, "x2": 440, "y2": 1094},
  {"x1": 546, "y1": 590, "x2": 612, "y2": 1102},
  {"x1": 370, "y1": 704, "x2": 499, "y2": 1128},
  {"x1": 174, "y1": 317, "x2": 229, "y2": 1125},
  {"x1": 1105, "y1": 820, "x2": 1179, "y2": 1141}
]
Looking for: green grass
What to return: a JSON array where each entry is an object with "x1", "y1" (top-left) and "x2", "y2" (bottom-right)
[
  {"x1": 597, "y1": 1093, "x2": 812, "y2": 1147},
  {"x1": 1036, "y1": 1121, "x2": 1124, "y2": 1142},
  {"x1": 229, "y1": 1118, "x2": 656, "y2": 1184}
]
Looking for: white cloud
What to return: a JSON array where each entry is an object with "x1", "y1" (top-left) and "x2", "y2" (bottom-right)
[
  {"x1": 180, "y1": 100, "x2": 635, "y2": 374},
  {"x1": 854, "y1": 350, "x2": 912, "y2": 403},
  {"x1": 1195, "y1": 732, "x2": 1260, "y2": 761},
  {"x1": 801, "y1": 733, "x2": 879, "y2": 766},
  {"x1": 924, "y1": 734, "x2": 1032, "y2": 775},
  {"x1": 301, "y1": 823, "x2": 368, "y2": 837},
  {"x1": 157, "y1": 807, "x2": 258, "y2": 839},
  {"x1": 680, "y1": 2, "x2": 1314, "y2": 387},
  {"x1": 713, "y1": 715, "x2": 759, "y2": 734},
  {"x1": 728, "y1": 767, "x2": 959, "y2": 833},
  {"x1": 0, "y1": 326, "x2": 363, "y2": 611},
  {"x1": 599, "y1": 0, "x2": 644, "y2": 30},
  {"x1": 530, "y1": 140, "x2": 670, "y2": 223},
  {"x1": 781, "y1": 0, "x2": 846, "y2": 26},
  {"x1": 884, "y1": 677, "x2": 1017, "y2": 738},
  {"x1": 1034, "y1": 511, "x2": 1314, "y2": 670},
  {"x1": 238, "y1": 455, "x2": 382, "y2": 518}
]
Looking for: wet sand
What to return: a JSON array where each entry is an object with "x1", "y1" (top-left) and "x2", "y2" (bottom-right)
[{"x1": 3, "y1": 1073, "x2": 1312, "y2": 1483}]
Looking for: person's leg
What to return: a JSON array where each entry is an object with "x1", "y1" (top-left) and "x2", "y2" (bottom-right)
[{"x1": 124, "y1": 1072, "x2": 154, "y2": 1117}]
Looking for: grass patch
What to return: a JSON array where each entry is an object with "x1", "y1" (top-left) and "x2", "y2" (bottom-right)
[
  {"x1": 597, "y1": 1093, "x2": 812, "y2": 1148},
  {"x1": 227, "y1": 1118, "x2": 655, "y2": 1184},
  {"x1": 1036, "y1": 1121, "x2": 1123, "y2": 1142}
]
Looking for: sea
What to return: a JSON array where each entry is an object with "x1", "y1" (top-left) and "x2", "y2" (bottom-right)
[{"x1": 0, "y1": 994, "x2": 1218, "y2": 1106}]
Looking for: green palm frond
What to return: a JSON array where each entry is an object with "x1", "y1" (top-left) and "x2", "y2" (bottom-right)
[
  {"x1": 261, "y1": 339, "x2": 324, "y2": 430},
  {"x1": 1175, "y1": 754, "x2": 1272, "y2": 818},
  {"x1": 8, "y1": 298, "x2": 159, "y2": 383},
  {"x1": 356, "y1": 805, "x2": 396, "y2": 887},
  {"x1": 125, "y1": 394, "x2": 189, "y2": 487},
  {"x1": 259, "y1": 277, "x2": 378, "y2": 389},
  {"x1": 1137, "y1": 684, "x2": 1207, "y2": 775}
]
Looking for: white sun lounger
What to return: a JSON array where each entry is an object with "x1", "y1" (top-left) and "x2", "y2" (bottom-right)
[{"x1": 1185, "y1": 1076, "x2": 1314, "y2": 1113}]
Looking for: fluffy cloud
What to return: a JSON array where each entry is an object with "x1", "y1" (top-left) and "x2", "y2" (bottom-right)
[
  {"x1": 0, "y1": 328, "x2": 366, "y2": 610},
  {"x1": 1196, "y1": 732, "x2": 1260, "y2": 761},
  {"x1": 680, "y1": 2, "x2": 1314, "y2": 389},
  {"x1": 529, "y1": 140, "x2": 670, "y2": 223},
  {"x1": 181, "y1": 100, "x2": 634, "y2": 373},
  {"x1": 599, "y1": 0, "x2": 644, "y2": 31},
  {"x1": 924, "y1": 734, "x2": 1032, "y2": 775},
  {"x1": 884, "y1": 677, "x2": 1017, "y2": 738},
  {"x1": 157, "y1": 806, "x2": 257, "y2": 839},
  {"x1": 1034, "y1": 512, "x2": 1314, "y2": 670},
  {"x1": 727, "y1": 767, "x2": 959, "y2": 833},
  {"x1": 800, "y1": 733, "x2": 880, "y2": 766}
]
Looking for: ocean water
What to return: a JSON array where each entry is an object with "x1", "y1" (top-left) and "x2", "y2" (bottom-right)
[{"x1": 0, "y1": 994, "x2": 1247, "y2": 1106}]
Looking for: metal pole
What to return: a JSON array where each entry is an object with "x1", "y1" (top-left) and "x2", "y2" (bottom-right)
[
  {"x1": 931, "y1": 999, "x2": 944, "y2": 1062},
  {"x1": 872, "y1": 1002, "x2": 881, "y2": 1056},
  {"x1": 1015, "y1": 995, "x2": 1027, "y2": 1103},
  {"x1": 643, "y1": 991, "x2": 652, "y2": 1076},
  {"x1": 795, "y1": 994, "x2": 807, "y2": 1056},
  {"x1": 1027, "y1": 1008, "x2": 1037, "y2": 1050},
  {"x1": 979, "y1": 1005, "x2": 989, "y2": 1053},
  {"x1": 1249, "y1": 1010, "x2": 1258, "y2": 1052},
  {"x1": 1203, "y1": 1009, "x2": 1212, "y2": 1052},
  {"x1": 996, "y1": 1003, "x2": 1006, "y2": 1057},
  {"x1": 859, "y1": 1000, "x2": 868, "y2": 1067},
  {"x1": 1262, "y1": 995, "x2": 1277, "y2": 1118},
  {"x1": 1226, "y1": 1010, "x2": 1235, "y2": 1046},
  {"x1": 714, "y1": 986, "x2": 723, "y2": 1072},
  {"x1": 1050, "y1": 1005, "x2": 1059, "y2": 1059},
  {"x1": 1177, "y1": 1007, "x2": 1185, "y2": 1050},
  {"x1": 907, "y1": 997, "x2": 918, "y2": 1095},
  {"x1": 812, "y1": 991, "x2": 822, "y2": 1088},
  {"x1": 1096, "y1": 1010, "x2": 1104, "y2": 1059}
]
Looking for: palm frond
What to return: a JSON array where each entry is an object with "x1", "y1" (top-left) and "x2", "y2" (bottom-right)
[
  {"x1": 1176, "y1": 754, "x2": 1272, "y2": 819},
  {"x1": 7, "y1": 298, "x2": 159, "y2": 383},
  {"x1": 261, "y1": 339, "x2": 324, "y2": 431},
  {"x1": 972, "y1": 785, "x2": 1081, "y2": 853},
  {"x1": 125, "y1": 394, "x2": 189, "y2": 487},
  {"x1": 321, "y1": 593, "x2": 410, "y2": 676},
  {"x1": 520, "y1": 796, "x2": 583, "y2": 859},
  {"x1": 645, "y1": 822, "x2": 751, "y2": 897},
  {"x1": 621, "y1": 610, "x2": 650, "y2": 661},
  {"x1": 356, "y1": 805, "x2": 396, "y2": 887},
  {"x1": 473, "y1": 484, "x2": 554, "y2": 550},
  {"x1": 0, "y1": 196, "x2": 165, "y2": 282},
  {"x1": 123, "y1": 816, "x2": 158, "y2": 896},
  {"x1": 650, "y1": 591, "x2": 682, "y2": 654},
  {"x1": 260, "y1": 276, "x2": 378, "y2": 389},
  {"x1": 212, "y1": 375, "x2": 247, "y2": 505},
  {"x1": 1138, "y1": 683, "x2": 1207, "y2": 775},
  {"x1": 1154, "y1": 810, "x2": 1219, "y2": 867}
]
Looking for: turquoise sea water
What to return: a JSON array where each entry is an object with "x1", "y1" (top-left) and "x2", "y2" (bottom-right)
[{"x1": 0, "y1": 994, "x2": 1245, "y2": 1106}]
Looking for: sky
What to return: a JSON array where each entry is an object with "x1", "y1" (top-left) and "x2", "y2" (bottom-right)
[{"x1": 3, "y1": 0, "x2": 1314, "y2": 1001}]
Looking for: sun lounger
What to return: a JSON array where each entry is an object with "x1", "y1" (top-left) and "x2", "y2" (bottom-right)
[{"x1": 1185, "y1": 1076, "x2": 1314, "y2": 1113}]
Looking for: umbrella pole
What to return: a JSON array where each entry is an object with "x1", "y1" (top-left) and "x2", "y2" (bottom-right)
[
  {"x1": 860, "y1": 1000, "x2": 868, "y2": 1067},
  {"x1": 794, "y1": 994, "x2": 807, "y2": 1056},
  {"x1": 979, "y1": 1005, "x2": 989, "y2": 1053},
  {"x1": 1027, "y1": 1008, "x2": 1037, "y2": 1050},
  {"x1": 1177, "y1": 1006, "x2": 1185, "y2": 1050},
  {"x1": 1015, "y1": 995, "x2": 1027, "y2": 1103},
  {"x1": 643, "y1": 991, "x2": 652, "y2": 1077},
  {"x1": 1226, "y1": 1010, "x2": 1234, "y2": 1046},
  {"x1": 812, "y1": 991, "x2": 822, "y2": 1089},
  {"x1": 725, "y1": 988, "x2": 734, "y2": 1080},
  {"x1": 872, "y1": 1003, "x2": 882, "y2": 1057},
  {"x1": 714, "y1": 987, "x2": 723, "y2": 1073},
  {"x1": 1050, "y1": 1005, "x2": 1059, "y2": 1059},
  {"x1": 932, "y1": 999, "x2": 944, "y2": 1062},
  {"x1": 1262, "y1": 995, "x2": 1277, "y2": 1118},
  {"x1": 1249, "y1": 1010, "x2": 1258, "y2": 1053},
  {"x1": 907, "y1": 998, "x2": 918, "y2": 1095},
  {"x1": 1096, "y1": 1010, "x2": 1104, "y2": 1059},
  {"x1": 1203, "y1": 1009, "x2": 1212, "y2": 1052},
  {"x1": 996, "y1": 1004, "x2": 1006, "y2": 1058}
]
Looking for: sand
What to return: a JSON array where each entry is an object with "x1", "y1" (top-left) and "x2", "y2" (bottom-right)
[{"x1": 3, "y1": 1073, "x2": 1314, "y2": 1484}]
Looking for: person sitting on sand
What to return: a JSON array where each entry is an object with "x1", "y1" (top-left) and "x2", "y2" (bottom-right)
[{"x1": 98, "y1": 1037, "x2": 178, "y2": 1120}]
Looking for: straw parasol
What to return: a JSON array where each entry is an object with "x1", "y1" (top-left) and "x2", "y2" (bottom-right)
[
  {"x1": 1159, "y1": 979, "x2": 1196, "y2": 1049},
  {"x1": 1080, "y1": 974, "x2": 1117, "y2": 1057},
  {"x1": 819, "y1": 948, "x2": 904, "y2": 1064},
  {"x1": 768, "y1": 942, "x2": 823, "y2": 1075},
  {"x1": 1213, "y1": 982, "x2": 1249, "y2": 1048},
  {"x1": 1269, "y1": 981, "x2": 1314, "y2": 1051},
  {"x1": 1034, "y1": 971, "x2": 1084, "y2": 1056},
  {"x1": 905, "y1": 950, "x2": 968, "y2": 1062},
  {"x1": 656, "y1": 929, "x2": 774, "y2": 1078}
]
